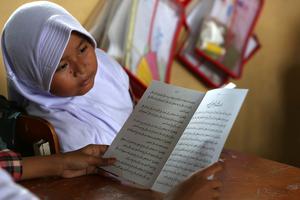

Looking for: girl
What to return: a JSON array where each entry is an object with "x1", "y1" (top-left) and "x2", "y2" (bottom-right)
[
  {"x1": 1, "y1": 1, "x2": 133, "y2": 152},
  {"x1": 1, "y1": 2, "x2": 222, "y2": 199}
]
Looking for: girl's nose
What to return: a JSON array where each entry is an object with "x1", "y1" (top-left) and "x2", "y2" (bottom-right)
[{"x1": 72, "y1": 62, "x2": 86, "y2": 77}]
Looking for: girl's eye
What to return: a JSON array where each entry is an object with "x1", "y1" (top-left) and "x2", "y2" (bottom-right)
[
  {"x1": 56, "y1": 63, "x2": 68, "y2": 72},
  {"x1": 80, "y1": 45, "x2": 88, "y2": 53}
]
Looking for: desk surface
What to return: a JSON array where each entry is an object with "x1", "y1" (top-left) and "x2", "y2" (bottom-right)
[{"x1": 21, "y1": 149, "x2": 300, "y2": 200}]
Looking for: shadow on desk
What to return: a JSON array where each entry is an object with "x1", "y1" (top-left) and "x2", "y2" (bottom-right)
[{"x1": 21, "y1": 149, "x2": 300, "y2": 200}]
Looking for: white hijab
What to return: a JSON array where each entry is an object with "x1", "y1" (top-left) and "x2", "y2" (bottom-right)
[{"x1": 1, "y1": 1, "x2": 133, "y2": 152}]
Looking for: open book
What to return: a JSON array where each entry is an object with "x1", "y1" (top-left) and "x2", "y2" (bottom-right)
[{"x1": 102, "y1": 81, "x2": 247, "y2": 193}]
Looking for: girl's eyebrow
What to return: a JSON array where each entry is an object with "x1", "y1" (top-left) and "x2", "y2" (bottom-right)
[
  {"x1": 61, "y1": 38, "x2": 85, "y2": 60},
  {"x1": 77, "y1": 39, "x2": 85, "y2": 49}
]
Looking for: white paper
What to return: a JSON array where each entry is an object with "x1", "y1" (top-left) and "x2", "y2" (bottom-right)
[
  {"x1": 103, "y1": 81, "x2": 247, "y2": 193},
  {"x1": 152, "y1": 88, "x2": 248, "y2": 193},
  {"x1": 103, "y1": 81, "x2": 204, "y2": 188}
]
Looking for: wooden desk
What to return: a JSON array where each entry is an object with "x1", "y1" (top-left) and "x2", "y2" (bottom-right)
[{"x1": 21, "y1": 149, "x2": 300, "y2": 200}]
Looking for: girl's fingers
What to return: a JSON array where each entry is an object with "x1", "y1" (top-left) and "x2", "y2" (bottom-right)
[
  {"x1": 85, "y1": 155, "x2": 116, "y2": 167},
  {"x1": 99, "y1": 157, "x2": 116, "y2": 166},
  {"x1": 212, "y1": 190, "x2": 221, "y2": 199},
  {"x1": 201, "y1": 162, "x2": 223, "y2": 178},
  {"x1": 210, "y1": 180, "x2": 222, "y2": 189},
  {"x1": 97, "y1": 145, "x2": 109, "y2": 155},
  {"x1": 81, "y1": 144, "x2": 110, "y2": 156}
]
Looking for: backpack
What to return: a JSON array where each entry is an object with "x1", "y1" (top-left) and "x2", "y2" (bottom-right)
[{"x1": 0, "y1": 95, "x2": 24, "y2": 150}]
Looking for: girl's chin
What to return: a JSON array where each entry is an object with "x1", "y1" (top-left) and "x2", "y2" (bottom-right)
[{"x1": 78, "y1": 80, "x2": 95, "y2": 96}]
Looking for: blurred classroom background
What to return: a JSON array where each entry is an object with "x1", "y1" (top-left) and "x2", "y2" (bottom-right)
[{"x1": 0, "y1": 0, "x2": 299, "y2": 167}]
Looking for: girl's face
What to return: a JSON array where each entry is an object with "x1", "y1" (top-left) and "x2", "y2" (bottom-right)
[{"x1": 50, "y1": 32, "x2": 97, "y2": 97}]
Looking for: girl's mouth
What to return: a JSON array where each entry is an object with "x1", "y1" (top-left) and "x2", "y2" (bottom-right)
[{"x1": 81, "y1": 77, "x2": 91, "y2": 87}]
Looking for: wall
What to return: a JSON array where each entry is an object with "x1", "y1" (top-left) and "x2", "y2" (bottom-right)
[
  {"x1": 0, "y1": 0, "x2": 99, "y2": 96},
  {"x1": 171, "y1": 0, "x2": 300, "y2": 167}
]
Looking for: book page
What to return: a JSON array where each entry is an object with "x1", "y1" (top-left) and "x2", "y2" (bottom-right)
[
  {"x1": 102, "y1": 81, "x2": 205, "y2": 188},
  {"x1": 152, "y1": 88, "x2": 247, "y2": 193}
]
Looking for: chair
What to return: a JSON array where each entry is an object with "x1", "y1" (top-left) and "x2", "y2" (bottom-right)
[
  {"x1": 15, "y1": 115, "x2": 60, "y2": 156},
  {"x1": 124, "y1": 67, "x2": 147, "y2": 101}
]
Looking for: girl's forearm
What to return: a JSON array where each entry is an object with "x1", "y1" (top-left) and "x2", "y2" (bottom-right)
[{"x1": 21, "y1": 154, "x2": 63, "y2": 180}]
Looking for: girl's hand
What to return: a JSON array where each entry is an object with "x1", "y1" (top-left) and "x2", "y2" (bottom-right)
[
  {"x1": 60, "y1": 144, "x2": 116, "y2": 178},
  {"x1": 164, "y1": 162, "x2": 223, "y2": 200}
]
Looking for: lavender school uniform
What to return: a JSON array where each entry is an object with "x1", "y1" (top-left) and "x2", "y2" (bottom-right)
[
  {"x1": 0, "y1": 168, "x2": 39, "y2": 200},
  {"x1": 1, "y1": 1, "x2": 133, "y2": 152},
  {"x1": 27, "y1": 49, "x2": 133, "y2": 152}
]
